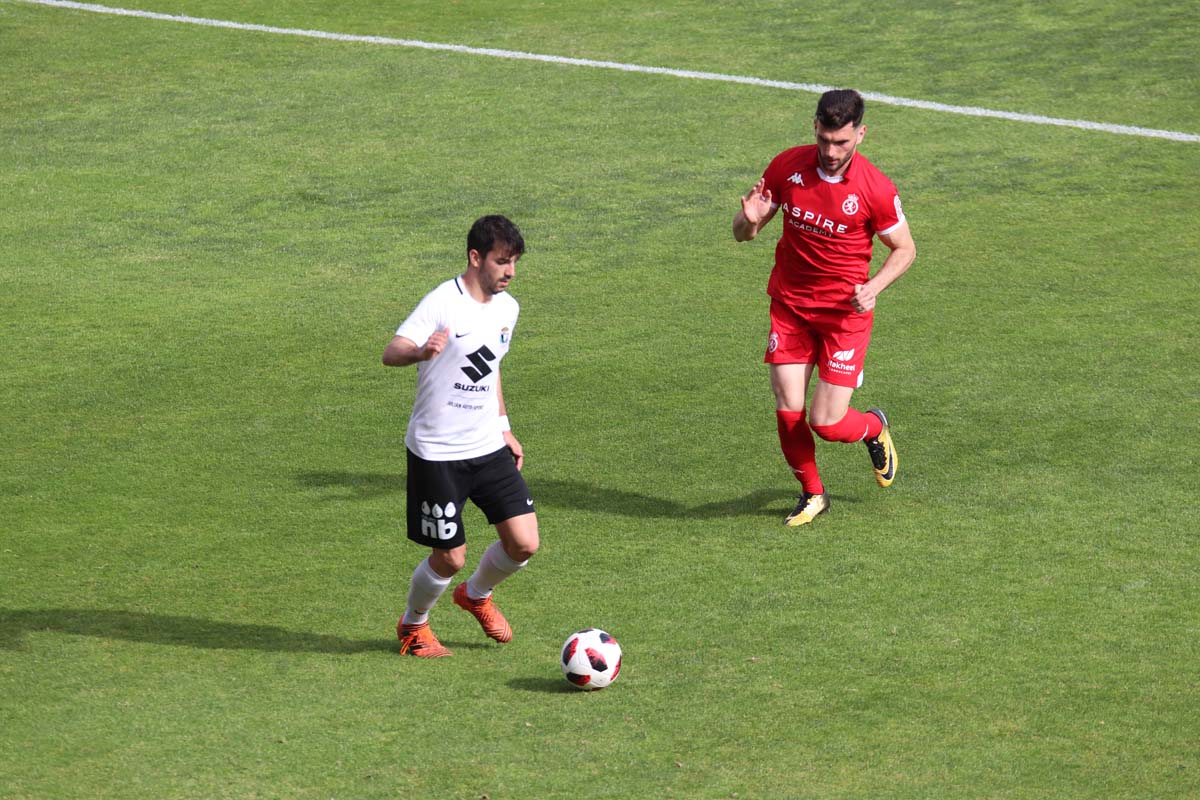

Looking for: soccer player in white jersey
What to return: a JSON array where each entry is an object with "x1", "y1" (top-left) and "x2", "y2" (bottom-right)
[
  {"x1": 383, "y1": 215, "x2": 538, "y2": 657},
  {"x1": 733, "y1": 89, "x2": 916, "y2": 526}
]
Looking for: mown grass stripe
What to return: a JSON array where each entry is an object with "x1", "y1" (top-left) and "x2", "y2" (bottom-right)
[{"x1": 19, "y1": 0, "x2": 1200, "y2": 143}]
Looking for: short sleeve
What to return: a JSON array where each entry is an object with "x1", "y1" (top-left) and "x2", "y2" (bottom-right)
[
  {"x1": 871, "y1": 176, "x2": 906, "y2": 236},
  {"x1": 761, "y1": 151, "x2": 788, "y2": 208},
  {"x1": 395, "y1": 290, "x2": 443, "y2": 345}
]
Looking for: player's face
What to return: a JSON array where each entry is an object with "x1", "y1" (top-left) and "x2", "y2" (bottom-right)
[
  {"x1": 469, "y1": 244, "x2": 521, "y2": 295},
  {"x1": 813, "y1": 121, "x2": 865, "y2": 177}
]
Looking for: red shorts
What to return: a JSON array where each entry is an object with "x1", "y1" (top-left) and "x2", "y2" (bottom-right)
[{"x1": 764, "y1": 299, "x2": 873, "y2": 388}]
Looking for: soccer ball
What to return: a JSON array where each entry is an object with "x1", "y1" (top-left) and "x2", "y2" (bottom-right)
[{"x1": 561, "y1": 628, "x2": 622, "y2": 690}]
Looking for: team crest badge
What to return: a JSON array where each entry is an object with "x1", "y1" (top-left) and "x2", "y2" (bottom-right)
[
  {"x1": 842, "y1": 194, "x2": 860, "y2": 215},
  {"x1": 767, "y1": 332, "x2": 779, "y2": 354},
  {"x1": 500, "y1": 327, "x2": 510, "y2": 344}
]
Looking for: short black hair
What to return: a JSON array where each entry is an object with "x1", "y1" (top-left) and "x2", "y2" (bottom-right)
[
  {"x1": 467, "y1": 215, "x2": 525, "y2": 258},
  {"x1": 815, "y1": 89, "x2": 865, "y2": 129}
]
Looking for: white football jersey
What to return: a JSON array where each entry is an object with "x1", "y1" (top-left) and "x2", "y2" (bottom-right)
[{"x1": 395, "y1": 276, "x2": 519, "y2": 460}]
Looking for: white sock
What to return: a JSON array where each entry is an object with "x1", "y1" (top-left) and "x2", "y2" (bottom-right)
[
  {"x1": 465, "y1": 541, "x2": 527, "y2": 600},
  {"x1": 401, "y1": 557, "x2": 452, "y2": 626}
]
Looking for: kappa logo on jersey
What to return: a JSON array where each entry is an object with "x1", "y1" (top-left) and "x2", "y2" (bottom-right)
[
  {"x1": 842, "y1": 194, "x2": 860, "y2": 215},
  {"x1": 419, "y1": 500, "x2": 458, "y2": 541},
  {"x1": 461, "y1": 345, "x2": 496, "y2": 383},
  {"x1": 788, "y1": 172, "x2": 805, "y2": 186}
]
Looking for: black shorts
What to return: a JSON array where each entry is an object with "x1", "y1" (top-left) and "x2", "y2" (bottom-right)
[{"x1": 406, "y1": 447, "x2": 535, "y2": 549}]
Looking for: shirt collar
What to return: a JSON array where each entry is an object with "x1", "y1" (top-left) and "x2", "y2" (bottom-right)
[{"x1": 815, "y1": 153, "x2": 859, "y2": 184}]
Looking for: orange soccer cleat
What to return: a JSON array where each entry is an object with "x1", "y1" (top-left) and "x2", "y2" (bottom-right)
[
  {"x1": 452, "y1": 583, "x2": 513, "y2": 643},
  {"x1": 397, "y1": 620, "x2": 452, "y2": 658}
]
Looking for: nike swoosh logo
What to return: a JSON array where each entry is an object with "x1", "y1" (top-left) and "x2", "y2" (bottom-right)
[{"x1": 455, "y1": 332, "x2": 471, "y2": 338}]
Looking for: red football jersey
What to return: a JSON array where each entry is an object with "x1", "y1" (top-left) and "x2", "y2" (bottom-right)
[{"x1": 761, "y1": 145, "x2": 905, "y2": 310}]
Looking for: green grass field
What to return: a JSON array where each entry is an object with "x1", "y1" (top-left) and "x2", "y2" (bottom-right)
[{"x1": 2, "y1": 1, "x2": 1198, "y2": 797}]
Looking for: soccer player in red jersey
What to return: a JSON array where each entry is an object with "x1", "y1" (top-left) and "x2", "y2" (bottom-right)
[{"x1": 733, "y1": 89, "x2": 916, "y2": 526}]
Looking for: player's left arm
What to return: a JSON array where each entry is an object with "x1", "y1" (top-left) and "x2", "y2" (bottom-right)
[
  {"x1": 495, "y1": 370, "x2": 524, "y2": 470},
  {"x1": 852, "y1": 221, "x2": 916, "y2": 313}
]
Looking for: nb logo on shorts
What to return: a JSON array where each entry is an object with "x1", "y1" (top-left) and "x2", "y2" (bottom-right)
[
  {"x1": 831, "y1": 348, "x2": 855, "y2": 361},
  {"x1": 420, "y1": 500, "x2": 459, "y2": 541}
]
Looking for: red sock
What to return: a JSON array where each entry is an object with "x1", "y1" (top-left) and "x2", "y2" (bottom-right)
[
  {"x1": 810, "y1": 408, "x2": 882, "y2": 443},
  {"x1": 776, "y1": 409, "x2": 823, "y2": 494}
]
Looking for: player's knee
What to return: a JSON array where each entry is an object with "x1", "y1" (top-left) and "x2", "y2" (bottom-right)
[
  {"x1": 502, "y1": 523, "x2": 539, "y2": 563},
  {"x1": 497, "y1": 513, "x2": 539, "y2": 563},
  {"x1": 429, "y1": 547, "x2": 466, "y2": 576},
  {"x1": 506, "y1": 534, "x2": 539, "y2": 563},
  {"x1": 771, "y1": 385, "x2": 805, "y2": 412}
]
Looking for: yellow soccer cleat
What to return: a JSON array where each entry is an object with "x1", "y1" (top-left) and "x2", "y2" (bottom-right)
[
  {"x1": 865, "y1": 408, "x2": 897, "y2": 488},
  {"x1": 785, "y1": 491, "x2": 830, "y2": 526}
]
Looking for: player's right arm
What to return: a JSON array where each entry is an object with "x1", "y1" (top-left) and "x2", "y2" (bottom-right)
[
  {"x1": 732, "y1": 177, "x2": 778, "y2": 241},
  {"x1": 382, "y1": 328, "x2": 449, "y2": 366}
]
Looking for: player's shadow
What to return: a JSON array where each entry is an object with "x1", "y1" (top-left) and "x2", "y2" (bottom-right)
[
  {"x1": 0, "y1": 608, "x2": 405, "y2": 654},
  {"x1": 506, "y1": 676, "x2": 579, "y2": 694},
  {"x1": 534, "y1": 479, "x2": 803, "y2": 520},
  {"x1": 296, "y1": 471, "x2": 403, "y2": 501},
  {"x1": 296, "y1": 471, "x2": 799, "y2": 519}
]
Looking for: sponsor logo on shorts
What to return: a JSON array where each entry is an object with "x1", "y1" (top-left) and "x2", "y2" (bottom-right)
[
  {"x1": 842, "y1": 194, "x2": 860, "y2": 215},
  {"x1": 828, "y1": 349, "x2": 856, "y2": 374},
  {"x1": 420, "y1": 500, "x2": 459, "y2": 541},
  {"x1": 767, "y1": 332, "x2": 779, "y2": 353}
]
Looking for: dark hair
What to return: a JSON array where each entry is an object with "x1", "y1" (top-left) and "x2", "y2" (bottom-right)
[
  {"x1": 467, "y1": 215, "x2": 525, "y2": 258},
  {"x1": 815, "y1": 89, "x2": 865, "y2": 129}
]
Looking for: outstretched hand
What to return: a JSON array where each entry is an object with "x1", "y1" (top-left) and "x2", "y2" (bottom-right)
[{"x1": 740, "y1": 178, "x2": 773, "y2": 226}]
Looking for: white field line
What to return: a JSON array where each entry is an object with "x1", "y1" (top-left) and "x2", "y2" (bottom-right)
[{"x1": 17, "y1": 0, "x2": 1200, "y2": 143}]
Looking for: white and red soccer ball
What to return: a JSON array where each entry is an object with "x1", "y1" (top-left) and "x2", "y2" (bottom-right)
[{"x1": 561, "y1": 628, "x2": 622, "y2": 690}]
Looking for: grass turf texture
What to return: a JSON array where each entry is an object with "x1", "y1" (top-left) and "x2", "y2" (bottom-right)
[{"x1": 2, "y1": 1, "x2": 1198, "y2": 798}]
